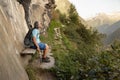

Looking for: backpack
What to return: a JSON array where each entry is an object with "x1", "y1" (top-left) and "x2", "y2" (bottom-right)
[{"x1": 24, "y1": 28, "x2": 34, "y2": 47}]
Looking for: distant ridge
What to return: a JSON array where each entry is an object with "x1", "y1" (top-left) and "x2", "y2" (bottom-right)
[{"x1": 86, "y1": 12, "x2": 120, "y2": 28}]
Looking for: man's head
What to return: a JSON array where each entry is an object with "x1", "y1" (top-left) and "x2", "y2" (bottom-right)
[{"x1": 34, "y1": 21, "x2": 42, "y2": 29}]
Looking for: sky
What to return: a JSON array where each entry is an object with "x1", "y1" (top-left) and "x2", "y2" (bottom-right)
[{"x1": 68, "y1": 0, "x2": 120, "y2": 20}]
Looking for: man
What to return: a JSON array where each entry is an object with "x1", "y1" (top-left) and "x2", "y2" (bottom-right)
[{"x1": 31, "y1": 21, "x2": 50, "y2": 63}]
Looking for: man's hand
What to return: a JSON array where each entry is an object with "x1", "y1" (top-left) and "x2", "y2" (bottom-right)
[{"x1": 37, "y1": 47, "x2": 40, "y2": 52}]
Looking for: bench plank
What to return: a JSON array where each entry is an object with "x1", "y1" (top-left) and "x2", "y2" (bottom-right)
[{"x1": 21, "y1": 48, "x2": 36, "y2": 55}]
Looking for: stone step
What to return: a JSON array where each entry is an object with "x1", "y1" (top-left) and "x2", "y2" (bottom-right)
[
  {"x1": 31, "y1": 52, "x2": 55, "y2": 69},
  {"x1": 20, "y1": 48, "x2": 36, "y2": 55},
  {"x1": 40, "y1": 55, "x2": 55, "y2": 69},
  {"x1": 31, "y1": 56, "x2": 55, "y2": 69}
]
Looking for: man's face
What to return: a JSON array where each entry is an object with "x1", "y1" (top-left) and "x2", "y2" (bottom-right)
[{"x1": 38, "y1": 22, "x2": 42, "y2": 29}]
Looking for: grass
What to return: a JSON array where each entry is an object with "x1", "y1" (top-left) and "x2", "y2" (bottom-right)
[
  {"x1": 26, "y1": 65, "x2": 36, "y2": 80},
  {"x1": 29, "y1": 51, "x2": 39, "y2": 63}
]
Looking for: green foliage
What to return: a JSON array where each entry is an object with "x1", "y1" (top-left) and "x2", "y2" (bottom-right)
[
  {"x1": 51, "y1": 9, "x2": 61, "y2": 20},
  {"x1": 59, "y1": 14, "x2": 69, "y2": 25},
  {"x1": 111, "y1": 39, "x2": 120, "y2": 52},
  {"x1": 53, "y1": 45, "x2": 120, "y2": 80},
  {"x1": 41, "y1": 20, "x2": 62, "y2": 45},
  {"x1": 48, "y1": 20, "x2": 58, "y2": 39},
  {"x1": 40, "y1": 3, "x2": 120, "y2": 80},
  {"x1": 51, "y1": 48, "x2": 81, "y2": 79},
  {"x1": 76, "y1": 24, "x2": 102, "y2": 46},
  {"x1": 49, "y1": 4, "x2": 105, "y2": 80},
  {"x1": 26, "y1": 65, "x2": 36, "y2": 80},
  {"x1": 68, "y1": 4, "x2": 79, "y2": 24},
  {"x1": 61, "y1": 34, "x2": 74, "y2": 50},
  {"x1": 94, "y1": 51, "x2": 120, "y2": 80},
  {"x1": 29, "y1": 52, "x2": 39, "y2": 63}
]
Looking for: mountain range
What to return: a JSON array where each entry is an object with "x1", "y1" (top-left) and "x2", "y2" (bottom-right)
[
  {"x1": 104, "y1": 21, "x2": 120, "y2": 44},
  {"x1": 86, "y1": 12, "x2": 120, "y2": 44},
  {"x1": 86, "y1": 12, "x2": 120, "y2": 28},
  {"x1": 98, "y1": 20, "x2": 120, "y2": 35}
]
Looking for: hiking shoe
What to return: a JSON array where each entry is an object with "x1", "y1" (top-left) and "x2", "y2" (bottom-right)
[
  {"x1": 45, "y1": 56, "x2": 50, "y2": 60},
  {"x1": 42, "y1": 58, "x2": 50, "y2": 63},
  {"x1": 42, "y1": 55, "x2": 50, "y2": 60}
]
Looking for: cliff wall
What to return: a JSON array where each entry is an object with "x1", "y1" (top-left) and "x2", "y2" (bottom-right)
[{"x1": 0, "y1": 0, "x2": 53, "y2": 80}]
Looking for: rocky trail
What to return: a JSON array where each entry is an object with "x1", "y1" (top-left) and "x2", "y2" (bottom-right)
[{"x1": 29, "y1": 49, "x2": 56, "y2": 80}]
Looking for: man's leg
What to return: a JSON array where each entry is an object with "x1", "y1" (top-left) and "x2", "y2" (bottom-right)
[
  {"x1": 42, "y1": 44, "x2": 50, "y2": 62},
  {"x1": 42, "y1": 44, "x2": 49, "y2": 58},
  {"x1": 39, "y1": 43, "x2": 50, "y2": 62}
]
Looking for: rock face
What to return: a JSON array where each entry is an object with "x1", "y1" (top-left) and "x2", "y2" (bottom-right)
[
  {"x1": 19, "y1": 0, "x2": 53, "y2": 29},
  {"x1": 0, "y1": 0, "x2": 29, "y2": 80},
  {"x1": 55, "y1": 0, "x2": 71, "y2": 15},
  {"x1": 0, "y1": 0, "x2": 53, "y2": 80},
  {"x1": 30, "y1": 0, "x2": 50, "y2": 28}
]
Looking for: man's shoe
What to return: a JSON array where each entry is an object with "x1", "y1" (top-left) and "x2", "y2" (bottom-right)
[
  {"x1": 42, "y1": 55, "x2": 50, "y2": 60},
  {"x1": 45, "y1": 56, "x2": 50, "y2": 60},
  {"x1": 42, "y1": 58, "x2": 50, "y2": 63}
]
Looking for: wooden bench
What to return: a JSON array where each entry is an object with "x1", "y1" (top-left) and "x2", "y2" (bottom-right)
[{"x1": 20, "y1": 48, "x2": 36, "y2": 55}]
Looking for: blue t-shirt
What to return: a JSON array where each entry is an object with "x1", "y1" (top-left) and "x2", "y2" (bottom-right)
[{"x1": 32, "y1": 29, "x2": 40, "y2": 43}]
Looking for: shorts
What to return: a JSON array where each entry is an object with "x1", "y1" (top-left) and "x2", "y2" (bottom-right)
[{"x1": 30, "y1": 42, "x2": 46, "y2": 50}]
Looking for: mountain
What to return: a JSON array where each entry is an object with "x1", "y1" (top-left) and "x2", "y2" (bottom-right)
[
  {"x1": 105, "y1": 28, "x2": 120, "y2": 44},
  {"x1": 105, "y1": 20, "x2": 120, "y2": 35},
  {"x1": 86, "y1": 12, "x2": 120, "y2": 45},
  {"x1": 97, "y1": 20, "x2": 120, "y2": 35},
  {"x1": 97, "y1": 24, "x2": 110, "y2": 34},
  {"x1": 104, "y1": 21, "x2": 120, "y2": 44},
  {"x1": 87, "y1": 12, "x2": 120, "y2": 28}
]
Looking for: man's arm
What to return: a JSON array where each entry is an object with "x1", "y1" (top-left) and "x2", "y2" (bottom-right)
[
  {"x1": 40, "y1": 29, "x2": 46, "y2": 34},
  {"x1": 32, "y1": 37, "x2": 40, "y2": 52}
]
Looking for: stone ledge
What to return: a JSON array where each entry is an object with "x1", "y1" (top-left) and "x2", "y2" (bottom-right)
[
  {"x1": 20, "y1": 48, "x2": 36, "y2": 55},
  {"x1": 31, "y1": 53, "x2": 55, "y2": 69}
]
